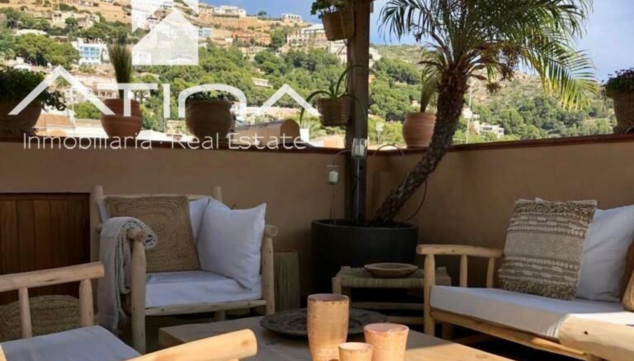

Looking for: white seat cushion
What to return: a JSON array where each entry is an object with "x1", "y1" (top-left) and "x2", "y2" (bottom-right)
[
  {"x1": 0, "y1": 326, "x2": 139, "y2": 361},
  {"x1": 430, "y1": 286, "x2": 634, "y2": 340},
  {"x1": 145, "y1": 271, "x2": 263, "y2": 308}
]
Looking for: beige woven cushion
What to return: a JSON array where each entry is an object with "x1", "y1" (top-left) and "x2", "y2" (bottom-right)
[
  {"x1": 0, "y1": 295, "x2": 80, "y2": 342},
  {"x1": 105, "y1": 196, "x2": 200, "y2": 273},
  {"x1": 499, "y1": 199, "x2": 597, "y2": 300},
  {"x1": 624, "y1": 271, "x2": 634, "y2": 311}
]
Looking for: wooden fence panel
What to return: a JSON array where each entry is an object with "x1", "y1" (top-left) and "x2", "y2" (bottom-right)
[{"x1": 0, "y1": 194, "x2": 90, "y2": 304}]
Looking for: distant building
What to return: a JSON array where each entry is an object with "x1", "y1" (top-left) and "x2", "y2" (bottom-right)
[
  {"x1": 72, "y1": 38, "x2": 109, "y2": 65},
  {"x1": 15, "y1": 29, "x2": 49, "y2": 36},
  {"x1": 327, "y1": 41, "x2": 382, "y2": 66},
  {"x1": 282, "y1": 13, "x2": 302, "y2": 22},
  {"x1": 51, "y1": 11, "x2": 99, "y2": 29},
  {"x1": 199, "y1": 27, "x2": 213, "y2": 38},
  {"x1": 240, "y1": 46, "x2": 268, "y2": 60},
  {"x1": 287, "y1": 24, "x2": 328, "y2": 48},
  {"x1": 252, "y1": 77, "x2": 271, "y2": 88},
  {"x1": 473, "y1": 120, "x2": 505, "y2": 139},
  {"x1": 211, "y1": 6, "x2": 247, "y2": 18}
]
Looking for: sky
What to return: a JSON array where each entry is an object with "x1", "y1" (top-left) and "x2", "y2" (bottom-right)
[{"x1": 201, "y1": 0, "x2": 634, "y2": 80}]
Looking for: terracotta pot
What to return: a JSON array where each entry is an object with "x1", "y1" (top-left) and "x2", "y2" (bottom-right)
[
  {"x1": 0, "y1": 100, "x2": 42, "y2": 135},
  {"x1": 307, "y1": 294, "x2": 350, "y2": 361},
  {"x1": 402, "y1": 112, "x2": 436, "y2": 148},
  {"x1": 611, "y1": 93, "x2": 634, "y2": 134},
  {"x1": 186, "y1": 100, "x2": 233, "y2": 141},
  {"x1": 317, "y1": 97, "x2": 351, "y2": 127},
  {"x1": 100, "y1": 99, "x2": 143, "y2": 139},
  {"x1": 322, "y1": 8, "x2": 355, "y2": 41},
  {"x1": 363, "y1": 323, "x2": 409, "y2": 361},
  {"x1": 339, "y1": 342, "x2": 374, "y2": 361}
]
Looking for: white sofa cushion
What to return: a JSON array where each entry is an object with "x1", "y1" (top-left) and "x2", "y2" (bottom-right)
[
  {"x1": 98, "y1": 198, "x2": 210, "y2": 241},
  {"x1": 197, "y1": 199, "x2": 266, "y2": 289},
  {"x1": 430, "y1": 286, "x2": 634, "y2": 340},
  {"x1": 577, "y1": 206, "x2": 634, "y2": 302},
  {"x1": 0, "y1": 326, "x2": 139, "y2": 361},
  {"x1": 145, "y1": 271, "x2": 262, "y2": 308}
]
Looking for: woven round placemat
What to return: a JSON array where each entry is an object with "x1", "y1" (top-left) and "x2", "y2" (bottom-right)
[
  {"x1": 260, "y1": 308, "x2": 388, "y2": 338},
  {"x1": 0, "y1": 295, "x2": 81, "y2": 342}
]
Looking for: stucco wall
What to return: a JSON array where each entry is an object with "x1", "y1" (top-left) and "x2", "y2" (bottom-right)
[
  {"x1": 383, "y1": 139, "x2": 634, "y2": 285},
  {"x1": 0, "y1": 141, "x2": 353, "y2": 293}
]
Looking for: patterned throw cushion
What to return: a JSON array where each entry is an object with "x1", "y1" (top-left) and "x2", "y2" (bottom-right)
[
  {"x1": 105, "y1": 196, "x2": 200, "y2": 273},
  {"x1": 499, "y1": 199, "x2": 597, "y2": 300}
]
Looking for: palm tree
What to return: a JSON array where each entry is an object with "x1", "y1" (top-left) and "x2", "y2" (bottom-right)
[{"x1": 373, "y1": 0, "x2": 596, "y2": 223}]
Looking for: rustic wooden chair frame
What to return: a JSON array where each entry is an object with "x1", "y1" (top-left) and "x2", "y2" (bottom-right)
[
  {"x1": 0, "y1": 264, "x2": 258, "y2": 361},
  {"x1": 0, "y1": 262, "x2": 103, "y2": 340},
  {"x1": 90, "y1": 185, "x2": 276, "y2": 354},
  {"x1": 419, "y1": 244, "x2": 590, "y2": 360},
  {"x1": 559, "y1": 317, "x2": 634, "y2": 361}
]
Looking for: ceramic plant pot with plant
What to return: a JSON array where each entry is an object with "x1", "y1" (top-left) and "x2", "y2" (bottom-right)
[
  {"x1": 605, "y1": 68, "x2": 634, "y2": 134},
  {"x1": 403, "y1": 64, "x2": 438, "y2": 148},
  {"x1": 301, "y1": 65, "x2": 366, "y2": 127},
  {"x1": 311, "y1": 0, "x2": 355, "y2": 41},
  {"x1": 101, "y1": 43, "x2": 142, "y2": 139},
  {"x1": 0, "y1": 68, "x2": 66, "y2": 135},
  {"x1": 185, "y1": 93, "x2": 234, "y2": 142}
]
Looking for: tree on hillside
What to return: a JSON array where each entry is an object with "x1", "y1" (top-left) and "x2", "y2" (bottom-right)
[
  {"x1": 65, "y1": 17, "x2": 78, "y2": 32},
  {"x1": 14, "y1": 34, "x2": 79, "y2": 67},
  {"x1": 375, "y1": 0, "x2": 596, "y2": 223},
  {"x1": 270, "y1": 29, "x2": 286, "y2": 50}
]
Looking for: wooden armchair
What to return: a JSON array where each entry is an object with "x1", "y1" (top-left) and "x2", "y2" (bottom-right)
[
  {"x1": 91, "y1": 186, "x2": 276, "y2": 354},
  {"x1": 0, "y1": 263, "x2": 104, "y2": 339}
]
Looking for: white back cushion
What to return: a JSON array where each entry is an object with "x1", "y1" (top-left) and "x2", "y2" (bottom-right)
[
  {"x1": 197, "y1": 199, "x2": 266, "y2": 289},
  {"x1": 577, "y1": 206, "x2": 634, "y2": 301}
]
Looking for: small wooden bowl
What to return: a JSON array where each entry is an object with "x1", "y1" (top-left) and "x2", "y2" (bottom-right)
[{"x1": 364, "y1": 263, "x2": 418, "y2": 279}]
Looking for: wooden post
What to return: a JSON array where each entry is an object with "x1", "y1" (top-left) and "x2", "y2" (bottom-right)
[
  {"x1": 345, "y1": 0, "x2": 371, "y2": 221},
  {"x1": 459, "y1": 255, "x2": 468, "y2": 287},
  {"x1": 262, "y1": 226, "x2": 276, "y2": 315},
  {"x1": 79, "y1": 279, "x2": 94, "y2": 327},
  {"x1": 90, "y1": 186, "x2": 104, "y2": 263},
  {"x1": 131, "y1": 238, "x2": 147, "y2": 354},
  {"x1": 18, "y1": 288, "x2": 32, "y2": 339},
  {"x1": 486, "y1": 258, "x2": 496, "y2": 288},
  {"x1": 211, "y1": 186, "x2": 223, "y2": 203},
  {"x1": 424, "y1": 254, "x2": 436, "y2": 336}
]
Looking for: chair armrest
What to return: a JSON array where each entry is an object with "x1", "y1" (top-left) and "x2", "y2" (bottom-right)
[
  {"x1": 417, "y1": 245, "x2": 504, "y2": 258},
  {"x1": 95, "y1": 223, "x2": 149, "y2": 244},
  {"x1": 261, "y1": 225, "x2": 276, "y2": 314},
  {"x1": 560, "y1": 317, "x2": 634, "y2": 361}
]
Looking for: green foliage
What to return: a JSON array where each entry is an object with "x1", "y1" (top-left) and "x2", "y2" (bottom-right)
[
  {"x1": 14, "y1": 34, "x2": 79, "y2": 67},
  {"x1": 73, "y1": 101, "x2": 101, "y2": 119},
  {"x1": 310, "y1": 0, "x2": 348, "y2": 15},
  {"x1": 605, "y1": 68, "x2": 634, "y2": 97},
  {"x1": 108, "y1": 43, "x2": 132, "y2": 98},
  {"x1": 0, "y1": 67, "x2": 65, "y2": 110},
  {"x1": 78, "y1": 21, "x2": 132, "y2": 44},
  {"x1": 58, "y1": 3, "x2": 78, "y2": 12},
  {"x1": 270, "y1": 28, "x2": 286, "y2": 50}
]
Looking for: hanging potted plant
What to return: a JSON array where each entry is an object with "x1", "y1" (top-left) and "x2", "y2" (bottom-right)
[
  {"x1": 301, "y1": 65, "x2": 364, "y2": 127},
  {"x1": 101, "y1": 43, "x2": 142, "y2": 139},
  {"x1": 185, "y1": 92, "x2": 234, "y2": 142},
  {"x1": 0, "y1": 68, "x2": 65, "y2": 135},
  {"x1": 605, "y1": 68, "x2": 634, "y2": 134},
  {"x1": 311, "y1": 0, "x2": 355, "y2": 41},
  {"x1": 403, "y1": 64, "x2": 439, "y2": 148}
]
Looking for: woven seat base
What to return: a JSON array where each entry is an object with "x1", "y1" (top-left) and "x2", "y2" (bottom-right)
[{"x1": 0, "y1": 295, "x2": 81, "y2": 342}]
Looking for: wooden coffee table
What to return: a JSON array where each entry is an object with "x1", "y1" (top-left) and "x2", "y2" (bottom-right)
[{"x1": 159, "y1": 317, "x2": 511, "y2": 361}]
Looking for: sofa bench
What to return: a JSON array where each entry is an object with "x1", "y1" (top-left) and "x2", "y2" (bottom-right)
[{"x1": 420, "y1": 244, "x2": 634, "y2": 360}]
